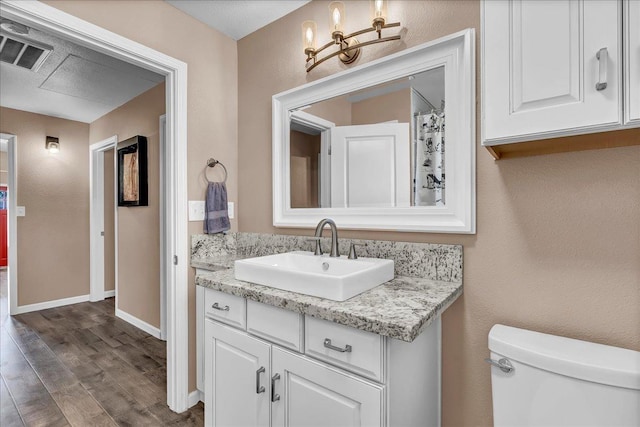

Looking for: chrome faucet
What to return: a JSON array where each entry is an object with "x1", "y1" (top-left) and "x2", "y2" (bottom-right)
[{"x1": 313, "y1": 218, "x2": 340, "y2": 257}]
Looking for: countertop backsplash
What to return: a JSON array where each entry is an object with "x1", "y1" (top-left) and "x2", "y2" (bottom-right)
[{"x1": 191, "y1": 232, "x2": 462, "y2": 282}]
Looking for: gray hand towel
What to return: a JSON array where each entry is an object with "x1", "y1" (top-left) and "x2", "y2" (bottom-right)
[{"x1": 204, "y1": 181, "x2": 230, "y2": 234}]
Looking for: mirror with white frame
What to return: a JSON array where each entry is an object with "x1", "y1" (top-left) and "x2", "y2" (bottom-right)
[{"x1": 273, "y1": 29, "x2": 475, "y2": 233}]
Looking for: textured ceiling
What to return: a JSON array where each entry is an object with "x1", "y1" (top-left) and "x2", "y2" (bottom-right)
[
  {"x1": 0, "y1": 22, "x2": 164, "y2": 123},
  {"x1": 166, "y1": 0, "x2": 311, "y2": 40}
]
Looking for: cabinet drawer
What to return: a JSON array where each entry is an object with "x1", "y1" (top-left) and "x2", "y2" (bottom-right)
[
  {"x1": 204, "y1": 288, "x2": 246, "y2": 329},
  {"x1": 247, "y1": 300, "x2": 303, "y2": 352},
  {"x1": 305, "y1": 316, "x2": 384, "y2": 382}
]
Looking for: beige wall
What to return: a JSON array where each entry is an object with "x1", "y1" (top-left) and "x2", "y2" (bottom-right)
[
  {"x1": 351, "y1": 88, "x2": 411, "y2": 125},
  {"x1": 44, "y1": 0, "x2": 238, "y2": 391},
  {"x1": 238, "y1": 1, "x2": 640, "y2": 425},
  {"x1": 0, "y1": 107, "x2": 91, "y2": 305},
  {"x1": 90, "y1": 83, "x2": 164, "y2": 328},
  {"x1": 104, "y1": 148, "x2": 115, "y2": 292},
  {"x1": 305, "y1": 95, "x2": 352, "y2": 126}
]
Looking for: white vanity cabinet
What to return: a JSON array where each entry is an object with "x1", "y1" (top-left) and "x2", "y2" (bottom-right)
[
  {"x1": 197, "y1": 286, "x2": 441, "y2": 427},
  {"x1": 204, "y1": 320, "x2": 384, "y2": 427},
  {"x1": 482, "y1": 0, "x2": 639, "y2": 147}
]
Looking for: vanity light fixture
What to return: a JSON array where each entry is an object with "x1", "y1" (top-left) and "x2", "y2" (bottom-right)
[
  {"x1": 302, "y1": 0, "x2": 401, "y2": 72},
  {"x1": 45, "y1": 136, "x2": 59, "y2": 154}
]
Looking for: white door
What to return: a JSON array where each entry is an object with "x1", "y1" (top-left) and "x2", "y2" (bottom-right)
[
  {"x1": 625, "y1": 0, "x2": 640, "y2": 125},
  {"x1": 330, "y1": 123, "x2": 410, "y2": 208},
  {"x1": 271, "y1": 347, "x2": 383, "y2": 427},
  {"x1": 483, "y1": 0, "x2": 622, "y2": 143},
  {"x1": 204, "y1": 320, "x2": 271, "y2": 427}
]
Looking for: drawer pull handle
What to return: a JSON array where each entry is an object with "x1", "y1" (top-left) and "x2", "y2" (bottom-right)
[
  {"x1": 271, "y1": 373, "x2": 281, "y2": 402},
  {"x1": 211, "y1": 302, "x2": 230, "y2": 311},
  {"x1": 595, "y1": 47, "x2": 608, "y2": 91},
  {"x1": 256, "y1": 366, "x2": 265, "y2": 394},
  {"x1": 324, "y1": 338, "x2": 352, "y2": 353}
]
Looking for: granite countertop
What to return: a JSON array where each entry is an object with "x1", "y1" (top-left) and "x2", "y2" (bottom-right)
[
  {"x1": 192, "y1": 255, "x2": 242, "y2": 271},
  {"x1": 195, "y1": 266, "x2": 462, "y2": 343}
]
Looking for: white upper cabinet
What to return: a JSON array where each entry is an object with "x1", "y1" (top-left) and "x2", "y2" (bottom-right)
[
  {"x1": 625, "y1": 0, "x2": 640, "y2": 125},
  {"x1": 482, "y1": 0, "x2": 632, "y2": 146}
]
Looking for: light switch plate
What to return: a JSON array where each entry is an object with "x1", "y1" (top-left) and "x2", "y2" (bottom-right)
[
  {"x1": 188, "y1": 200, "x2": 205, "y2": 221},
  {"x1": 16, "y1": 206, "x2": 25, "y2": 217},
  {"x1": 189, "y1": 201, "x2": 234, "y2": 220}
]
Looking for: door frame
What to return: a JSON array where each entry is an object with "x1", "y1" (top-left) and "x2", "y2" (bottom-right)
[
  {"x1": 89, "y1": 136, "x2": 117, "y2": 303},
  {"x1": 0, "y1": 133, "x2": 17, "y2": 317},
  {"x1": 0, "y1": 0, "x2": 190, "y2": 412},
  {"x1": 159, "y1": 114, "x2": 167, "y2": 341}
]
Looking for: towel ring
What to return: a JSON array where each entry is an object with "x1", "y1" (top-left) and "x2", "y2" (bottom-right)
[{"x1": 205, "y1": 158, "x2": 227, "y2": 183}]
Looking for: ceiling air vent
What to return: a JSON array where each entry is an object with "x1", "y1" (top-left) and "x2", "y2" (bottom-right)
[{"x1": 0, "y1": 32, "x2": 52, "y2": 72}]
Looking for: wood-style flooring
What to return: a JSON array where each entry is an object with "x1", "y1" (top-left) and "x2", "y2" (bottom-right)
[{"x1": 0, "y1": 270, "x2": 204, "y2": 426}]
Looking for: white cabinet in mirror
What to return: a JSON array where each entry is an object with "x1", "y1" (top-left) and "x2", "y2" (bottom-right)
[{"x1": 273, "y1": 29, "x2": 475, "y2": 233}]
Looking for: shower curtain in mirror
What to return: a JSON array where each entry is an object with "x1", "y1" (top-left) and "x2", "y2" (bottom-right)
[{"x1": 414, "y1": 111, "x2": 445, "y2": 206}]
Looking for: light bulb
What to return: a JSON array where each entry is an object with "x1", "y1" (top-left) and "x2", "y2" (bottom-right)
[
  {"x1": 370, "y1": 0, "x2": 387, "y2": 25},
  {"x1": 375, "y1": 0, "x2": 383, "y2": 17},
  {"x1": 329, "y1": 2, "x2": 345, "y2": 33},
  {"x1": 302, "y1": 21, "x2": 317, "y2": 51},
  {"x1": 332, "y1": 8, "x2": 341, "y2": 29},
  {"x1": 306, "y1": 27, "x2": 314, "y2": 44}
]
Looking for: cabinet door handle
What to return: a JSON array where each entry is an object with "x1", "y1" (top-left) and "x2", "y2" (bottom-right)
[
  {"x1": 596, "y1": 47, "x2": 608, "y2": 91},
  {"x1": 323, "y1": 338, "x2": 352, "y2": 353},
  {"x1": 271, "y1": 373, "x2": 281, "y2": 402},
  {"x1": 256, "y1": 366, "x2": 265, "y2": 394},
  {"x1": 211, "y1": 302, "x2": 230, "y2": 311}
]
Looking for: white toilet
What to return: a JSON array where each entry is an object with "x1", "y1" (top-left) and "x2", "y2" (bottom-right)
[{"x1": 488, "y1": 324, "x2": 640, "y2": 426}]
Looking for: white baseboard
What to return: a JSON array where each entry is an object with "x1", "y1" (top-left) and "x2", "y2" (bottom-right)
[
  {"x1": 104, "y1": 290, "x2": 115, "y2": 298},
  {"x1": 115, "y1": 308, "x2": 162, "y2": 339},
  {"x1": 188, "y1": 390, "x2": 203, "y2": 408},
  {"x1": 14, "y1": 294, "x2": 90, "y2": 314}
]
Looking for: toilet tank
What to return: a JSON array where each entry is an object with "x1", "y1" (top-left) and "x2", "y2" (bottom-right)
[{"x1": 488, "y1": 324, "x2": 640, "y2": 427}]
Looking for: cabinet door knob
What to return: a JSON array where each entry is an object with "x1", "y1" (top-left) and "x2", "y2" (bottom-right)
[
  {"x1": 211, "y1": 302, "x2": 230, "y2": 311},
  {"x1": 324, "y1": 338, "x2": 352, "y2": 353},
  {"x1": 596, "y1": 47, "x2": 608, "y2": 91},
  {"x1": 256, "y1": 366, "x2": 265, "y2": 394},
  {"x1": 271, "y1": 373, "x2": 281, "y2": 402}
]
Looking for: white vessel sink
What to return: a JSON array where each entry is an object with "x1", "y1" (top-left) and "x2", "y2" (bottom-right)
[{"x1": 234, "y1": 251, "x2": 394, "y2": 301}]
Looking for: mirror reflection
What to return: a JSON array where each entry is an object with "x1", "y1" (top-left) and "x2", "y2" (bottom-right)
[{"x1": 289, "y1": 66, "x2": 445, "y2": 209}]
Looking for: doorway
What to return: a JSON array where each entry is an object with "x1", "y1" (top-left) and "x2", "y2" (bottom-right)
[
  {"x1": 0, "y1": 133, "x2": 17, "y2": 317},
  {"x1": 90, "y1": 129, "x2": 167, "y2": 341},
  {"x1": 0, "y1": 137, "x2": 9, "y2": 269},
  {"x1": 0, "y1": 1, "x2": 190, "y2": 412},
  {"x1": 90, "y1": 136, "x2": 117, "y2": 303}
]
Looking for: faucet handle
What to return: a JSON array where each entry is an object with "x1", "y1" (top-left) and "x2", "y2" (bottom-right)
[
  {"x1": 348, "y1": 243, "x2": 364, "y2": 260},
  {"x1": 305, "y1": 237, "x2": 323, "y2": 255}
]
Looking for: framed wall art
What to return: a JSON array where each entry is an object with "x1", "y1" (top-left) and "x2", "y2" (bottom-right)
[{"x1": 117, "y1": 135, "x2": 148, "y2": 207}]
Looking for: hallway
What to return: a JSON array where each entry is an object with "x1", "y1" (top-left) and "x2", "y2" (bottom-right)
[{"x1": 0, "y1": 271, "x2": 203, "y2": 426}]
